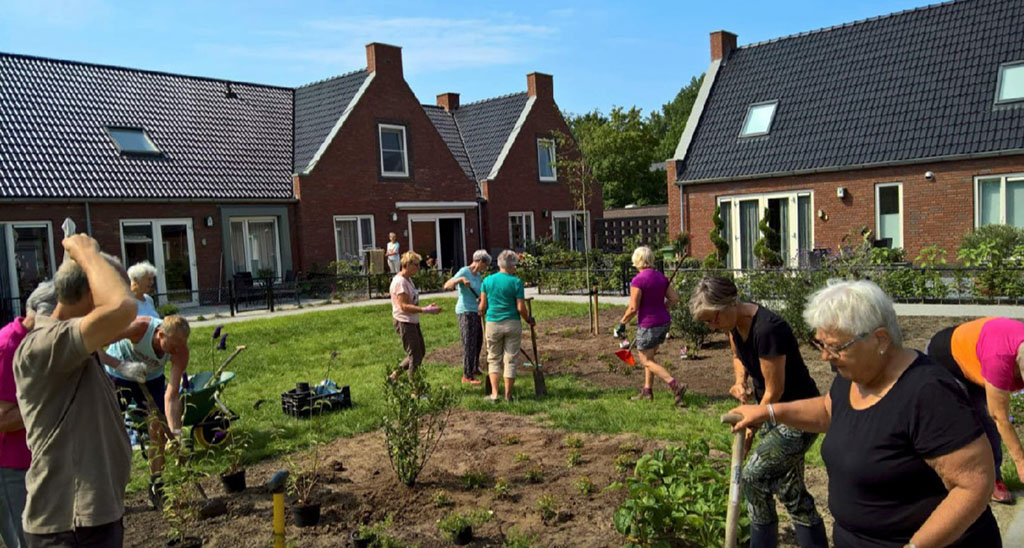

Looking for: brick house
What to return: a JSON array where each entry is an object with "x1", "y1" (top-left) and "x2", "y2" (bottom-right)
[
  {"x1": 0, "y1": 43, "x2": 598, "y2": 316},
  {"x1": 668, "y1": 0, "x2": 1024, "y2": 268}
]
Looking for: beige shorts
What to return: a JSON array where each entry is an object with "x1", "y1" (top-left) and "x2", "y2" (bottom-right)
[{"x1": 485, "y1": 319, "x2": 522, "y2": 378}]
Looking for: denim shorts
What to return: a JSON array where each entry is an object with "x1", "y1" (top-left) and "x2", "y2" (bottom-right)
[{"x1": 635, "y1": 323, "x2": 670, "y2": 350}]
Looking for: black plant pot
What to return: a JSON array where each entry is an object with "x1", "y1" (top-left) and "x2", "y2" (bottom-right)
[
  {"x1": 220, "y1": 469, "x2": 246, "y2": 493},
  {"x1": 351, "y1": 530, "x2": 370, "y2": 548},
  {"x1": 453, "y1": 526, "x2": 473, "y2": 545},
  {"x1": 292, "y1": 503, "x2": 321, "y2": 527},
  {"x1": 166, "y1": 536, "x2": 202, "y2": 548}
]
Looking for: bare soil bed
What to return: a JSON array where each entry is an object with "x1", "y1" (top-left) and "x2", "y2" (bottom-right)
[{"x1": 125, "y1": 311, "x2": 994, "y2": 547}]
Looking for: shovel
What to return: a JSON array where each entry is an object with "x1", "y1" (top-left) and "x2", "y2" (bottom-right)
[
  {"x1": 721, "y1": 412, "x2": 746, "y2": 548},
  {"x1": 524, "y1": 298, "x2": 547, "y2": 396},
  {"x1": 614, "y1": 337, "x2": 638, "y2": 367}
]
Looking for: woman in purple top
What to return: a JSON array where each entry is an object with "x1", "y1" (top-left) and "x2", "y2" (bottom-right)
[{"x1": 616, "y1": 246, "x2": 685, "y2": 405}]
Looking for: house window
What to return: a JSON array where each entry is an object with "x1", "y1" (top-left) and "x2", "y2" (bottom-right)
[
  {"x1": 2, "y1": 222, "x2": 56, "y2": 316},
  {"x1": 717, "y1": 190, "x2": 813, "y2": 268},
  {"x1": 230, "y1": 217, "x2": 281, "y2": 278},
  {"x1": 976, "y1": 174, "x2": 1024, "y2": 227},
  {"x1": 552, "y1": 211, "x2": 589, "y2": 251},
  {"x1": 120, "y1": 219, "x2": 198, "y2": 306},
  {"x1": 996, "y1": 62, "x2": 1024, "y2": 104},
  {"x1": 508, "y1": 212, "x2": 534, "y2": 250},
  {"x1": 379, "y1": 124, "x2": 409, "y2": 177},
  {"x1": 106, "y1": 127, "x2": 160, "y2": 155},
  {"x1": 739, "y1": 101, "x2": 777, "y2": 137},
  {"x1": 334, "y1": 215, "x2": 375, "y2": 264},
  {"x1": 537, "y1": 139, "x2": 556, "y2": 181},
  {"x1": 875, "y1": 183, "x2": 903, "y2": 249}
]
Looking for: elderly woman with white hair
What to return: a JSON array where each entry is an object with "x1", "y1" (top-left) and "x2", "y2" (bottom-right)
[
  {"x1": 386, "y1": 232, "x2": 401, "y2": 274},
  {"x1": 127, "y1": 261, "x2": 160, "y2": 318},
  {"x1": 729, "y1": 280, "x2": 1001, "y2": 547},
  {"x1": 443, "y1": 250, "x2": 492, "y2": 385},
  {"x1": 615, "y1": 246, "x2": 685, "y2": 404},
  {"x1": 479, "y1": 250, "x2": 534, "y2": 402},
  {"x1": 690, "y1": 276, "x2": 825, "y2": 548}
]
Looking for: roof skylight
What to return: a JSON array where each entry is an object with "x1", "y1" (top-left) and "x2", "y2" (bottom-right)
[
  {"x1": 106, "y1": 127, "x2": 160, "y2": 155},
  {"x1": 740, "y1": 101, "x2": 778, "y2": 137}
]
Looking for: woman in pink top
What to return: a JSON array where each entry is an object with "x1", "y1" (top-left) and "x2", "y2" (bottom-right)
[
  {"x1": 389, "y1": 251, "x2": 441, "y2": 383},
  {"x1": 615, "y1": 246, "x2": 685, "y2": 405},
  {"x1": 0, "y1": 282, "x2": 56, "y2": 548}
]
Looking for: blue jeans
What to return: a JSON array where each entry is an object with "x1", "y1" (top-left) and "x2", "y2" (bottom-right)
[{"x1": 0, "y1": 466, "x2": 27, "y2": 548}]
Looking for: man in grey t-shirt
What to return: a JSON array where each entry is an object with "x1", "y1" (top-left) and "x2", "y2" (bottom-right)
[{"x1": 14, "y1": 235, "x2": 136, "y2": 547}]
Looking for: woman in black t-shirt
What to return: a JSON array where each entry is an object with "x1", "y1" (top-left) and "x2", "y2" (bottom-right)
[
  {"x1": 690, "y1": 277, "x2": 826, "y2": 548},
  {"x1": 728, "y1": 280, "x2": 1000, "y2": 548}
]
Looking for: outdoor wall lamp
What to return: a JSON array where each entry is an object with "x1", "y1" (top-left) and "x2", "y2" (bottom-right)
[
  {"x1": 817, "y1": 209, "x2": 828, "y2": 221},
  {"x1": 925, "y1": 171, "x2": 935, "y2": 181},
  {"x1": 204, "y1": 215, "x2": 214, "y2": 227},
  {"x1": 390, "y1": 212, "x2": 399, "y2": 222},
  {"x1": 836, "y1": 186, "x2": 847, "y2": 199}
]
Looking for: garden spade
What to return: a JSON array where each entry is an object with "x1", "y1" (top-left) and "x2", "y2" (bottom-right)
[
  {"x1": 524, "y1": 298, "x2": 547, "y2": 396},
  {"x1": 614, "y1": 336, "x2": 638, "y2": 367},
  {"x1": 721, "y1": 412, "x2": 746, "y2": 548}
]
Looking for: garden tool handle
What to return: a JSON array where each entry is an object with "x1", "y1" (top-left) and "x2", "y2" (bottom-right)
[
  {"x1": 721, "y1": 413, "x2": 745, "y2": 548},
  {"x1": 204, "y1": 345, "x2": 246, "y2": 390},
  {"x1": 525, "y1": 299, "x2": 540, "y2": 366}
]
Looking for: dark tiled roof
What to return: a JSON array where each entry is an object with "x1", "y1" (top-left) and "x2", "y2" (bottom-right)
[
  {"x1": 422, "y1": 105, "x2": 475, "y2": 181},
  {"x1": 422, "y1": 92, "x2": 529, "y2": 182},
  {"x1": 0, "y1": 53, "x2": 294, "y2": 200},
  {"x1": 293, "y1": 70, "x2": 370, "y2": 174},
  {"x1": 678, "y1": 0, "x2": 1024, "y2": 182}
]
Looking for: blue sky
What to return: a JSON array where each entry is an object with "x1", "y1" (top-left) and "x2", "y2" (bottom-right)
[{"x1": 0, "y1": 0, "x2": 928, "y2": 116}]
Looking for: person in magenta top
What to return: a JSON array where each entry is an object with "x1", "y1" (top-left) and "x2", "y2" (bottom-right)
[
  {"x1": 615, "y1": 246, "x2": 685, "y2": 405},
  {"x1": 927, "y1": 316, "x2": 1024, "y2": 503},
  {"x1": 0, "y1": 281, "x2": 56, "y2": 548}
]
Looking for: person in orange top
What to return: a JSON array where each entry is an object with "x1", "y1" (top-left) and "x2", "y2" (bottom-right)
[{"x1": 927, "y1": 317, "x2": 1024, "y2": 503}]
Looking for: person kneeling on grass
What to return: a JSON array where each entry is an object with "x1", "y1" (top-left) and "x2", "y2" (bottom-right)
[
  {"x1": 14, "y1": 235, "x2": 136, "y2": 548},
  {"x1": 479, "y1": 250, "x2": 534, "y2": 402},
  {"x1": 615, "y1": 245, "x2": 686, "y2": 405},
  {"x1": 103, "y1": 314, "x2": 191, "y2": 509},
  {"x1": 390, "y1": 251, "x2": 442, "y2": 386}
]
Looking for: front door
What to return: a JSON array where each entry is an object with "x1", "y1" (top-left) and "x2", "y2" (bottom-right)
[
  {"x1": 121, "y1": 219, "x2": 199, "y2": 306},
  {"x1": 408, "y1": 214, "x2": 466, "y2": 270}
]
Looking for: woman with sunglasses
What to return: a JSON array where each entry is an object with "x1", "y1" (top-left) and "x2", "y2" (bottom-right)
[
  {"x1": 689, "y1": 277, "x2": 826, "y2": 548},
  {"x1": 926, "y1": 316, "x2": 1024, "y2": 504},
  {"x1": 728, "y1": 280, "x2": 1000, "y2": 548}
]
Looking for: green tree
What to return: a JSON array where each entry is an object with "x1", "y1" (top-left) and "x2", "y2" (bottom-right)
[
  {"x1": 704, "y1": 205, "x2": 729, "y2": 268},
  {"x1": 754, "y1": 208, "x2": 783, "y2": 267},
  {"x1": 650, "y1": 75, "x2": 704, "y2": 162}
]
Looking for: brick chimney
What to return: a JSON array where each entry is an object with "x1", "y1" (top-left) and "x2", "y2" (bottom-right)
[
  {"x1": 366, "y1": 42, "x2": 403, "y2": 76},
  {"x1": 527, "y1": 72, "x2": 553, "y2": 101},
  {"x1": 710, "y1": 31, "x2": 737, "y2": 62},
  {"x1": 436, "y1": 92, "x2": 460, "y2": 111}
]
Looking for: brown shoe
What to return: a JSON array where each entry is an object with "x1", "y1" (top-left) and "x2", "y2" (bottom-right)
[
  {"x1": 629, "y1": 387, "x2": 653, "y2": 401},
  {"x1": 671, "y1": 382, "x2": 688, "y2": 407}
]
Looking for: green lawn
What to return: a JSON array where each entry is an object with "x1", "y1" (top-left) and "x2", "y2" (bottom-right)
[{"x1": 133, "y1": 299, "x2": 757, "y2": 489}]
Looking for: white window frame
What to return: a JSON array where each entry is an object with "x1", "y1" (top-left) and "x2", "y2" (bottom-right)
[
  {"x1": 119, "y1": 218, "x2": 200, "y2": 307},
  {"x1": 537, "y1": 138, "x2": 557, "y2": 182},
  {"x1": 229, "y1": 216, "x2": 283, "y2": 278},
  {"x1": 551, "y1": 210, "x2": 590, "y2": 252},
  {"x1": 974, "y1": 172, "x2": 1024, "y2": 227},
  {"x1": 995, "y1": 61, "x2": 1024, "y2": 104},
  {"x1": 716, "y1": 190, "x2": 814, "y2": 268},
  {"x1": 407, "y1": 213, "x2": 467, "y2": 268},
  {"x1": 508, "y1": 211, "x2": 535, "y2": 249},
  {"x1": 739, "y1": 101, "x2": 778, "y2": 138},
  {"x1": 379, "y1": 123, "x2": 409, "y2": 178},
  {"x1": 3, "y1": 221, "x2": 57, "y2": 316},
  {"x1": 333, "y1": 215, "x2": 376, "y2": 263},
  {"x1": 874, "y1": 182, "x2": 904, "y2": 249}
]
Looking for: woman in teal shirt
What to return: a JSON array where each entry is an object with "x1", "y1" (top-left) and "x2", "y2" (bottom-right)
[
  {"x1": 443, "y1": 250, "x2": 492, "y2": 385},
  {"x1": 479, "y1": 250, "x2": 534, "y2": 402}
]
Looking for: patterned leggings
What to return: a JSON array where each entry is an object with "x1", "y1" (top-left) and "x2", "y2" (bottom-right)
[
  {"x1": 742, "y1": 423, "x2": 823, "y2": 527},
  {"x1": 458, "y1": 312, "x2": 483, "y2": 378}
]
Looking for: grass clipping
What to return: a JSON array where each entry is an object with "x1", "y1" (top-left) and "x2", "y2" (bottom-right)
[{"x1": 381, "y1": 370, "x2": 457, "y2": 486}]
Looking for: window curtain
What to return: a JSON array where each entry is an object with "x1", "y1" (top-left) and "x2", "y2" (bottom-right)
[
  {"x1": 335, "y1": 219, "x2": 359, "y2": 262},
  {"x1": 248, "y1": 221, "x2": 279, "y2": 276},
  {"x1": 739, "y1": 201, "x2": 759, "y2": 270}
]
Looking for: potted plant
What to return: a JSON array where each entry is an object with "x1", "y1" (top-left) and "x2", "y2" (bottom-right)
[
  {"x1": 287, "y1": 430, "x2": 327, "y2": 527},
  {"x1": 219, "y1": 429, "x2": 251, "y2": 493},
  {"x1": 162, "y1": 443, "x2": 206, "y2": 547},
  {"x1": 437, "y1": 509, "x2": 493, "y2": 546},
  {"x1": 351, "y1": 514, "x2": 396, "y2": 547}
]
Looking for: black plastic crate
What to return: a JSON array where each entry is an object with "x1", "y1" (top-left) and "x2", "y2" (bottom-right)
[{"x1": 282, "y1": 382, "x2": 351, "y2": 419}]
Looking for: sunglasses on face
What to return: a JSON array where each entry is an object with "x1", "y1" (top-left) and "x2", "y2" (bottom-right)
[{"x1": 810, "y1": 332, "x2": 871, "y2": 358}]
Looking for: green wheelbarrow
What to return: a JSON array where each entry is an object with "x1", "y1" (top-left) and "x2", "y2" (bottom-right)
[{"x1": 182, "y1": 371, "x2": 238, "y2": 449}]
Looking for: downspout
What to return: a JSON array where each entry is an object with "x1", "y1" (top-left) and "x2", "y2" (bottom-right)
[
  {"x1": 84, "y1": 202, "x2": 93, "y2": 236},
  {"x1": 476, "y1": 194, "x2": 486, "y2": 251}
]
